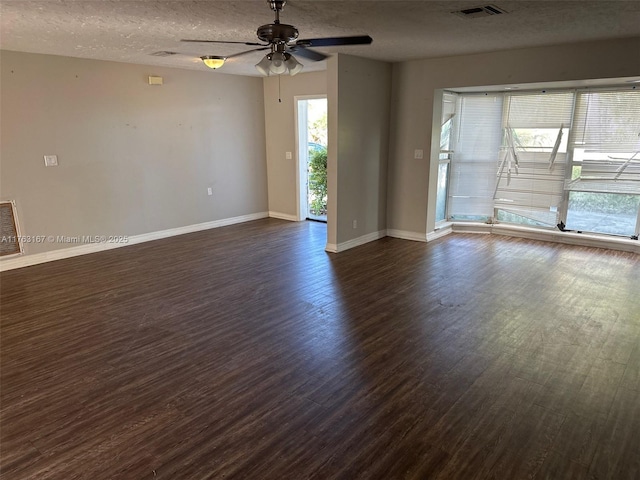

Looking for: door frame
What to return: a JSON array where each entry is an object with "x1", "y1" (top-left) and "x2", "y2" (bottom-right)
[{"x1": 294, "y1": 94, "x2": 327, "y2": 222}]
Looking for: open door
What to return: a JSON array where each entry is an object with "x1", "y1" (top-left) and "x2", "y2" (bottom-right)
[{"x1": 296, "y1": 96, "x2": 328, "y2": 222}]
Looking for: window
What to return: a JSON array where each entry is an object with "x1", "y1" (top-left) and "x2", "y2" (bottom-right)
[
  {"x1": 436, "y1": 92, "x2": 457, "y2": 222},
  {"x1": 494, "y1": 91, "x2": 574, "y2": 227},
  {"x1": 441, "y1": 87, "x2": 640, "y2": 238},
  {"x1": 565, "y1": 89, "x2": 640, "y2": 237},
  {"x1": 448, "y1": 93, "x2": 503, "y2": 221},
  {"x1": 566, "y1": 192, "x2": 640, "y2": 236},
  {"x1": 435, "y1": 162, "x2": 449, "y2": 222}
]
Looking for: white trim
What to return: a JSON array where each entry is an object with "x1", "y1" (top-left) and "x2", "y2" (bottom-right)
[
  {"x1": 325, "y1": 242, "x2": 338, "y2": 253},
  {"x1": 387, "y1": 229, "x2": 427, "y2": 242},
  {"x1": 4, "y1": 214, "x2": 634, "y2": 271},
  {"x1": 268, "y1": 211, "x2": 299, "y2": 222},
  {"x1": 325, "y1": 230, "x2": 386, "y2": 253},
  {"x1": 295, "y1": 94, "x2": 328, "y2": 222},
  {"x1": 450, "y1": 222, "x2": 639, "y2": 254},
  {"x1": 294, "y1": 97, "x2": 306, "y2": 222},
  {"x1": 451, "y1": 222, "x2": 493, "y2": 235},
  {"x1": 0, "y1": 212, "x2": 269, "y2": 271},
  {"x1": 426, "y1": 224, "x2": 453, "y2": 242}
]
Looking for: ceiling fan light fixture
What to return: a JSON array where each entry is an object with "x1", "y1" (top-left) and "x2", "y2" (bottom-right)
[
  {"x1": 255, "y1": 54, "x2": 272, "y2": 76},
  {"x1": 269, "y1": 52, "x2": 287, "y2": 74},
  {"x1": 201, "y1": 55, "x2": 226, "y2": 69},
  {"x1": 284, "y1": 53, "x2": 303, "y2": 76},
  {"x1": 184, "y1": 1, "x2": 371, "y2": 76},
  {"x1": 255, "y1": 52, "x2": 304, "y2": 76}
]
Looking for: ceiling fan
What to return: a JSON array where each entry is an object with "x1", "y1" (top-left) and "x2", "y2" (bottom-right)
[{"x1": 182, "y1": 0, "x2": 373, "y2": 75}]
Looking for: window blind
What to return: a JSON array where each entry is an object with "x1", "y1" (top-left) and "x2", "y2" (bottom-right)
[
  {"x1": 504, "y1": 91, "x2": 574, "y2": 128},
  {"x1": 494, "y1": 92, "x2": 575, "y2": 225},
  {"x1": 567, "y1": 89, "x2": 640, "y2": 195},
  {"x1": 572, "y1": 89, "x2": 640, "y2": 153},
  {"x1": 440, "y1": 92, "x2": 458, "y2": 153},
  {"x1": 442, "y1": 92, "x2": 458, "y2": 126},
  {"x1": 448, "y1": 94, "x2": 503, "y2": 218}
]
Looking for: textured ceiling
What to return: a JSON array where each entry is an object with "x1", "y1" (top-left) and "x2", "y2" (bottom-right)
[{"x1": 1, "y1": 1, "x2": 639, "y2": 77}]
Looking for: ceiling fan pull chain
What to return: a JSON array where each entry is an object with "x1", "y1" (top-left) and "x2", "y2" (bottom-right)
[{"x1": 279, "y1": 75, "x2": 282, "y2": 103}]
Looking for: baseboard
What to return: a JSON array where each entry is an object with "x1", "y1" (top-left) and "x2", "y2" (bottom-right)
[
  {"x1": 426, "y1": 224, "x2": 453, "y2": 242},
  {"x1": 491, "y1": 223, "x2": 639, "y2": 254},
  {"x1": 0, "y1": 211, "x2": 269, "y2": 271},
  {"x1": 451, "y1": 222, "x2": 639, "y2": 254},
  {"x1": 325, "y1": 230, "x2": 386, "y2": 253},
  {"x1": 268, "y1": 211, "x2": 299, "y2": 222},
  {"x1": 324, "y1": 243, "x2": 338, "y2": 253},
  {"x1": 387, "y1": 229, "x2": 427, "y2": 242},
  {"x1": 451, "y1": 222, "x2": 492, "y2": 235}
]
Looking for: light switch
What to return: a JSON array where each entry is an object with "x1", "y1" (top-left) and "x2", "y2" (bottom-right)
[
  {"x1": 414, "y1": 149, "x2": 424, "y2": 160},
  {"x1": 44, "y1": 155, "x2": 58, "y2": 167},
  {"x1": 285, "y1": 152, "x2": 292, "y2": 160}
]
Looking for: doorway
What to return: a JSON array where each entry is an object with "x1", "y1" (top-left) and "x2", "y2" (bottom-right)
[{"x1": 296, "y1": 96, "x2": 328, "y2": 222}]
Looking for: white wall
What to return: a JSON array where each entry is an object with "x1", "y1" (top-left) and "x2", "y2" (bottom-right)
[
  {"x1": 327, "y1": 54, "x2": 392, "y2": 248},
  {"x1": 5, "y1": 37, "x2": 636, "y2": 262},
  {"x1": 262, "y1": 71, "x2": 327, "y2": 218},
  {"x1": 387, "y1": 37, "x2": 640, "y2": 237},
  {"x1": 0, "y1": 50, "x2": 268, "y2": 256}
]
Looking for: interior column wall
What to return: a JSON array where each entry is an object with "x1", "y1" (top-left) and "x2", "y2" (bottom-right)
[{"x1": 329, "y1": 54, "x2": 392, "y2": 249}]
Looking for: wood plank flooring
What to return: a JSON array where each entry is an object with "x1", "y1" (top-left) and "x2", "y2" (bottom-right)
[{"x1": 1, "y1": 218, "x2": 639, "y2": 479}]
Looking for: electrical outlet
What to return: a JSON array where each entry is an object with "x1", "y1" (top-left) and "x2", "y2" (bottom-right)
[
  {"x1": 207, "y1": 187, "x2": 213, "y2": 196},
  {"x1": 286, "y1": 151, "x2": 292, "y2": 160},
  {"x1": 44, "y1": 155, "x2": 58, "y2": 167},
  {"x1": 352, "y1": 220, "x2": 357, "y2": 229},
  {"x1": 414, "y1": 149, "x2": 424, "y2": 160}
]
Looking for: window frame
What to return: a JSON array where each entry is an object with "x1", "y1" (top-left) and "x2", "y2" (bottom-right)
[
  {"x1": 439, "y1": 86, "x2": 640, "y2": 238},
  {"x1": 561, "y1": 88, "x2": 640, "y2": 237}
]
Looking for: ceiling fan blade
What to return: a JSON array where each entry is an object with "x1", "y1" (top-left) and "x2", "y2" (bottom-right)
[
  {"x1": 226, "y1": 47, "x2": 271, "y2": 59},
  {"x1": 182, "y1": 39, "x2": 266, "y2": 47},
  {"x1": 295, "y1": 35, "x2": 373, "y2": 48},
  {"x1": 288, "y1": 46, "x2": 328, "y2": 62}
]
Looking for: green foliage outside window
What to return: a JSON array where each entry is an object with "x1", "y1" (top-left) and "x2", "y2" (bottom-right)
[
  {"x1": 308, "y1": 147, "x2": 327, "y2": 216},
  {"x1": 569, "y1": 192, "x2": 640, "y2": 215}
]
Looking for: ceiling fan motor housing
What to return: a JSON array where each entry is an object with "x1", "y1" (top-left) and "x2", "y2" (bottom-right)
[
  {"x1": 267, "y1": 0, "x2": 287, "y2": 12},
  {"x1": 257, "y1": 23, "x2": 299, "y2": 44}
]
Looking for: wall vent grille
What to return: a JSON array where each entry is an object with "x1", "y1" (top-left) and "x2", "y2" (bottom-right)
[
  {"x1": 0, "y1": 201, "x2": 22, "y2": 257},
  {"x1": 453, "y1": 5, "x2": 507, "y2": 19}
]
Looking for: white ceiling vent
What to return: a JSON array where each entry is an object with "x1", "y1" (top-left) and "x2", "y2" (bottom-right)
[
  {"x1": 453, "y1": 5, "x2": 507, "y2": 19},
  {"x1": 150, "y1": 51, "x2": 177, "y2": 57}
]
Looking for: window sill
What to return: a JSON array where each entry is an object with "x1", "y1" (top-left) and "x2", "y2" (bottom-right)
[{"x1": 445, "y1": 222, "x2": 639, "y2": 254}]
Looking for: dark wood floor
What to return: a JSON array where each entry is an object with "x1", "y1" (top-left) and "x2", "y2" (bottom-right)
[{"x1": 1, "y1": 219, "x2": 639, "y2": 480}]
